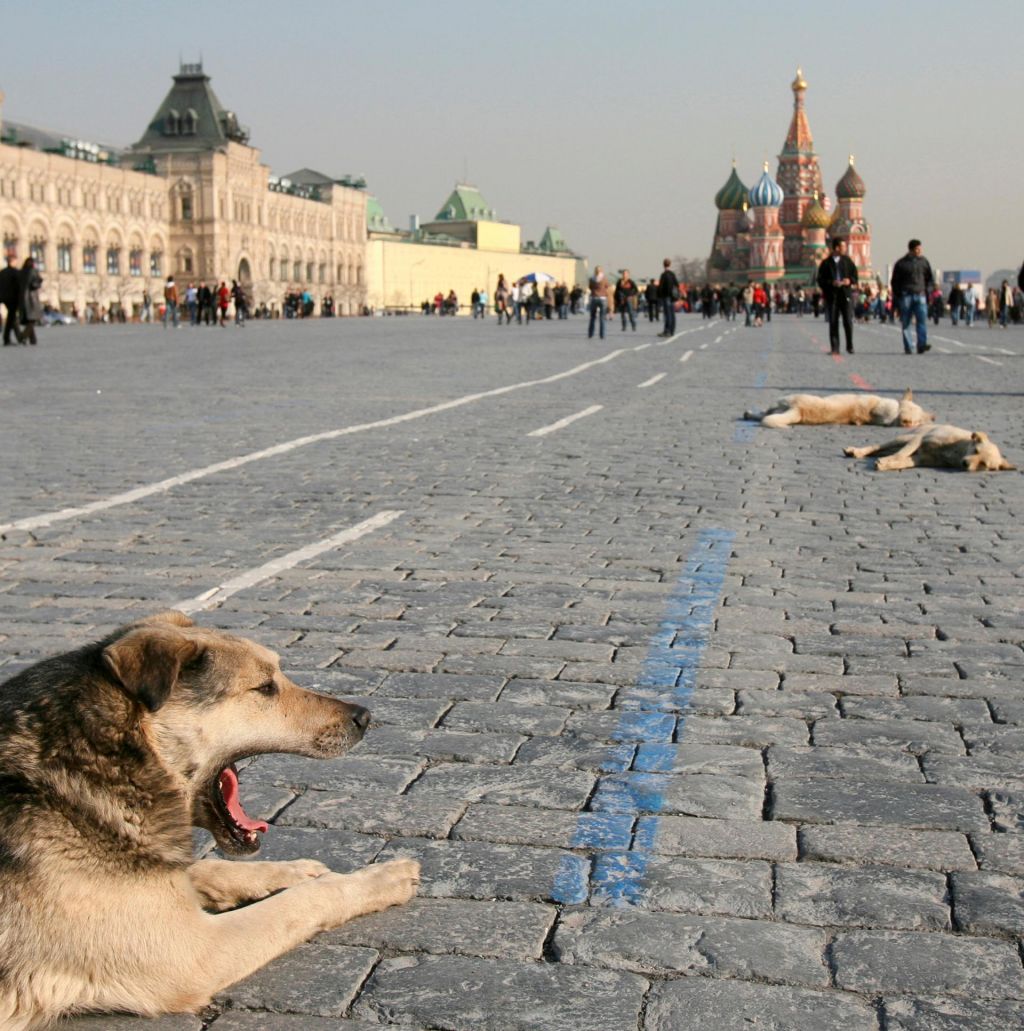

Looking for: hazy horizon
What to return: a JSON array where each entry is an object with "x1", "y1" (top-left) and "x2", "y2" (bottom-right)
[{"x1": 3, "y1": 0, "x2": 1020, "y2": 282}]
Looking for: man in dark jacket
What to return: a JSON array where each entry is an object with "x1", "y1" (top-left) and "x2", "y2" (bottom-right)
[
  {"x1": 614, "y1": 270, "x2": 638, "y2": 332},
  {"x1": 0, "y1": 256, "x2": 22, "y2": 345},
  {"x1": 891, "y1": 239, "x2": 934, "y2": 354},
  {"x1": 816, "y1": 237, "x2": 858, "y2": 354},
  {"x1": 657, "y1": 258, "x2": 679, "y2": 338}
]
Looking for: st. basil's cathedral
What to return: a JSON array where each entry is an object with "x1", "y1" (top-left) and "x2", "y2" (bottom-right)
[{"x1": 708, "y1": 69, "x2": 872, "y2": 285}]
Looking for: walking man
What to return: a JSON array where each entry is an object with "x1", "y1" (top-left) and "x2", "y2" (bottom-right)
[
  {"x1": 891, "y1": 239, "x2": 934, "y2": 354},
  {"x1": 816, "y1": 237, "x2": 858, "y2": 354},
  {"x1": 657, "y1": 258, "x2": 679, "y2": 338}
]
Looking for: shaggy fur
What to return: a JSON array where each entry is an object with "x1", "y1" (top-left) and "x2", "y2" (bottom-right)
[
  {"x1": 743, "y1": 388, "x2": 935, "y2": 429},
  {"x1": 0, "y1": 612, "x2": 419, "y2": 1029},
  {"x1": 844, "y1": 424, "x2": 1016, "y2": 471}
]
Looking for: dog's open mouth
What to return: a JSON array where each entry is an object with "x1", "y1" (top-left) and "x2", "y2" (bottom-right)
[{"x1": 211, "y1": 764, "x2": 268, "y2": 852}]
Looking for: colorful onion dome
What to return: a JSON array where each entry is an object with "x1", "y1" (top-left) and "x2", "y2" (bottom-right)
[
  {"x1": 748, "y1": 163, "x2": 784, "y2": 208},
  {"x1": 801, "y1": 194, "x2": 830, "y2": 229},
  {"x1": 836, "y1": 155, "x2": 865, "y2": 199},
  {"x1": 792, "y1": 66, "x2": 808, "y2": 92},
  {"x1": 714, "y1": 163, "x2": 749, "y2": 210}
]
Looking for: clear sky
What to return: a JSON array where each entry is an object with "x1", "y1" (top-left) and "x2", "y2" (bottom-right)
[{"x1": 3, "y1": 0, "x2": 1021, "y2": 281}]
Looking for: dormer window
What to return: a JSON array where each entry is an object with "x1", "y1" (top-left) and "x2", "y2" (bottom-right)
[
  {"x1": 164, "y1": 109, "x2": 180, "y2": 135},
  {"x1": 183, "y1": 108, "x2": 198, "y2": 135}
]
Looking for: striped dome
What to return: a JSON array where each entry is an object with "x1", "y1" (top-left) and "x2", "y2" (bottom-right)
[
  {"x1": 836, "y1": 156, "x2": 865, "y2": 199},
  {"x1": 749, "y1": 164, "x2": 783, "y2": 208},
  {"x1": 714, "y1": 165, "x2": 748, "y2": 210}
]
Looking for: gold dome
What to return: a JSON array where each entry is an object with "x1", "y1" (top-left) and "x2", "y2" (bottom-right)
[{"x1": 792, "y1": 66, "x2": 808, "y2": 91}]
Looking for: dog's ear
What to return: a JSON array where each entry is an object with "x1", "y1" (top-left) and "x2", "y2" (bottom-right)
[
  {"x1": 133, "y1": 610, "x2": 196, "y2": 629},
  {"x1": 102, "y1": 627, "x2": 203, "y2": 712},
  {"x1": 902, "y1": 388, "x2": 913, "y2": 400},
  {"x1": 971, "y1": 431, "x2": 989, "y2": 443},
  {"x1": 1000, "y1": 459, "x2": 1017, "y2": 471}
]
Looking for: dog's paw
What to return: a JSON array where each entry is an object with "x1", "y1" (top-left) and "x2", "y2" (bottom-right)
[
  {"x1": 842, "y1": 447, "x2": 856, "y2": 457},
  {"x1": 273, "y1": 858, "x2": 331, "y2": 887},
  {"x1": 343, "y1": 858, "x2": 421, "y2": 913}
]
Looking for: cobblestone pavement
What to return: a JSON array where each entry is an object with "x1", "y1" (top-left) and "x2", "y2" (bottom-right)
[{"x1": 2, "y1": 312, "x2": 1023, "y2": 1030}]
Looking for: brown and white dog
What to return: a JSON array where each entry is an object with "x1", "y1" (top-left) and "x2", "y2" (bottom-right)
[
  {"x1": 844, "y1": 423, "x2": 1016, "y2": 471},
  {"x1": 744, "y1": 388, "x2": 935, "y2": 429},
  {"x1": 0, "y1": 612, "x2": 419, "y2": 1029}
]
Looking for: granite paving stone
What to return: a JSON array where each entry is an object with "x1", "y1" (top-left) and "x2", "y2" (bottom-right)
[
  {"x1": 639, "y1": 813, "x2": 798, "y2": 861},
  {"x1": 882, "y1": 996, "x2": 1024, "y2": 1031},
  {"x1": 798, "y1": 824, "x2": 976, "y2": 872},
  {"x1": 775, "y1": 861, "x2": 951, "y2": 930},
  {"x1": 328, "y1": 897, "x2": 555, "y2": 959},
  {"x1": 832, "y1": 929, "x2": 1024, "y2": 997},
  {"x1": 553, "y1": 908, "x2": 829, "y2": 986},
  {"x1": 645, "y1": 978, "x2": 880, "y2": 1031},
  {"x1": 971, "y1": 832, "x2": 1024, "y2": 876},
  {"x1": 354, "y1": 955, "x2": 648, "y2": 1031},
  {"x1": 950, "y1": 870, "x2": 1024, "y2": 937}
]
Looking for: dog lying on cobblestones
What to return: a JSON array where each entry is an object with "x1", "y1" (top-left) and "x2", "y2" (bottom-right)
[
  {"x1": 743, "y1": 388, "x2": 934, "y2": 429},
  {"x1": 0, "y1": 611, "x2": 419, "y2": 1029},
  {"x1": 844, "y1": 423, "x2": 1016, "y2": 471}
]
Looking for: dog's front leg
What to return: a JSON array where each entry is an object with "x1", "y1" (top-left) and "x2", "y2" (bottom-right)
[
  {"x1": 844, "y1": 442, "x2": 883, "y2": 459},
  {"x1": 177, "y1": 859, "x2": 420, "y2": 1008},
  {"x1": 188, "y1": 858, "x2": 329, "y2": 912}
]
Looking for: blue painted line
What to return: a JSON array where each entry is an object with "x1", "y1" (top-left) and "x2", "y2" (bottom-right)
[
  {"x1": 734, "y1": 331, "x2": 774, "y2": 443},
  {"x1": 550, "y1": 528, "x2": 734, "y2": 905}
]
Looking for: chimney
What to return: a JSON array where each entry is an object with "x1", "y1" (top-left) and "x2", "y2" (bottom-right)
[{"x1": 410, "y1": 214, "x2": 420, "y2": 232}]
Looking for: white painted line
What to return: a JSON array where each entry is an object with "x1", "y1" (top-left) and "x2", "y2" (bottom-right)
[
  {"x1": 699, "y1": 343, "x2": 709, "y2": 350},
  {"x1": 176, "y1": 510, "x2": 403, "y2": 614},
  {"x1": 0, "y1": 349, "x2": 629, "y2": 534},
  {"x1": 679, "y1": 350, "x2": 694, "y2": 363},
  {"x1": 637, "y1": 373, "x2": 667, "y2": 389},
  {"x1": 633, "y1": 343, "x2": 653, "y2": 351},
  {"x1": 528, "y1": 405, "x2": 603, "y2": 437},
  {"x1": 976, "y1": 355, "x2": 1003, "y2": 366},
  {"x1": 713, "y1": 335, "x2": 723, "y2": 344},
  {"x1": 936, "y1": 347, "x2": 951, "y2": 354}
]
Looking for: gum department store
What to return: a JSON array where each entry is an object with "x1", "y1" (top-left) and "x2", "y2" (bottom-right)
[{"x1": 0, "y1": 63, "x2": 582, "y2": 319}]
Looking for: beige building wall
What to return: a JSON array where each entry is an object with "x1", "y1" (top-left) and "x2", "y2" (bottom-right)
[
  {"x1": 156, "y1": 143, "x2": 366, "y2": 315},
  {"x1": 0, "y1": 131, "x2": 367, "y2": 317},
  {"x1": 366, "y1": 237, "x2": 584, "y2": 313},
  {"x1": 0, "y1": 142, "x2": 170, "y2": 316}
]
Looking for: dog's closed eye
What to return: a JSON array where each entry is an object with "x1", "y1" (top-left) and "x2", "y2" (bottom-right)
[{"x1": 253, "y1": 681, "x2": 279, "y2": 698}]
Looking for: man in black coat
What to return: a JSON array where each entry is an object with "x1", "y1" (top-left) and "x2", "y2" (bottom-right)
[
  {"x1": 816, "y1": 237, "x2": 858, "y2": 354},
  {"x1": 657, "y1": 258, "x2": 680, "y2": 338},
  {"x1": 0, "y1": 256, "x2": 23, "y2": 345}
]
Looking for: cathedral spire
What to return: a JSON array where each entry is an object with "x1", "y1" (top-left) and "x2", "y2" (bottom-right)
[{"x1": 784, "y1": 66, "x2": 813, "y2": 154}]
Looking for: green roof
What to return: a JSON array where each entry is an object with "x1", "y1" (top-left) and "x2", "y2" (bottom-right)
[
  {"x1": 434, "y1": 183, "x2": 495, "y2": 222},
  {"x1": 131, "y1": 63, "x2": 249, "y2": 153},
  {"x1": 538, "y1": 226, "x2": 571, "y2": 253},
  {"x1": 367, "y1": 195, "x2": 397, "y2": 233}
]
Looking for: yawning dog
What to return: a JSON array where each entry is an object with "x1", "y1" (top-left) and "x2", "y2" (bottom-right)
[
  {"x1": 743, "y1": 388, "x2": 935, "y2": 429},
  {"x1": 843, "y1": 424, "x2": 1016, "y2": 471},
  {"x1": 0, "y1": 612, "x2": 419, "y2": 1029}
]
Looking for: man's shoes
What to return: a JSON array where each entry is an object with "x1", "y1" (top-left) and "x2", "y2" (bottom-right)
[
  {"x1": 846, "y1": 346, "x2": 854, "y2": 354},
  {"x1": 918, "y1": 344, "x2": 931, "y2": 353},
  {"x1": 831, "y1": 348, "x2": 840, "y2": 355}
]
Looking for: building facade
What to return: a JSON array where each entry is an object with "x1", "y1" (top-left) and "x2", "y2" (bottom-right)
[
  {"x1": 0, "y1": 64, "x2": 367, "y2": 318},
  {"x1": 708, "y1": 69, "x2": 872, "y2": 285}
]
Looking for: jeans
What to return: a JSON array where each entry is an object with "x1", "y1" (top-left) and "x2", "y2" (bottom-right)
[
  {"x1": 662, "y1": 297, "x2": 676, "y2": 335},
  {"x1": 163, "y1": 301, "x2": 178, "y2": 328},
  {"x1": 620, "y1": 299, "x2": 636, "y2": 331},
  {"x1": 965, "y1": 305, "x2": 974, "y2": 326},
  {"x1": 187, "y1": 301, "x2": 198, "y2": 325},
  {"x1": 899, "y1": 293, "x2": 929, "y2": 352},
  {"x1": 588, "y1": 297, "x2": 607, "y2": 338}
]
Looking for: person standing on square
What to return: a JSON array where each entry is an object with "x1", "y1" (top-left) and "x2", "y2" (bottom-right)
[
  {"x1": 816, "y1": 238, "x2": 858, "y2": 354},
  {"x1": 890, "y1": 239, "x2": 934, "y2": 354}
]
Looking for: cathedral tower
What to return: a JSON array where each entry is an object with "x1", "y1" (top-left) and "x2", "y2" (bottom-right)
[
  {"x1": 747, "y1": 164, "x2": 785, "y2": 282},
  {"x1": 776, "y1": 68, "x2": 824, "y2": 276}
]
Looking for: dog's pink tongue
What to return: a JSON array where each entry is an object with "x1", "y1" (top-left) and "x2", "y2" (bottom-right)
[{"x1": 218, "y1": 767, "x2": 269, "y2": 833}]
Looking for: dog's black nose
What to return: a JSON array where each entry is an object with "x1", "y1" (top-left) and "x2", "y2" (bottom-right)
[{"x1": 351, "y1": 705, "x2": 371, "y2": 731}]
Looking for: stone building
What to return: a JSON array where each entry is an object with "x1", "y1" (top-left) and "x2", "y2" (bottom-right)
[
  {"x1": 0, "y1": 63, "x2": 367, "y2": 318},
  {"x1": 365, "y1": 182, "x2": 585, "y2": 313},
  {"x1": 708, "y1": 69, "x2": 872, "y2": 285}
]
